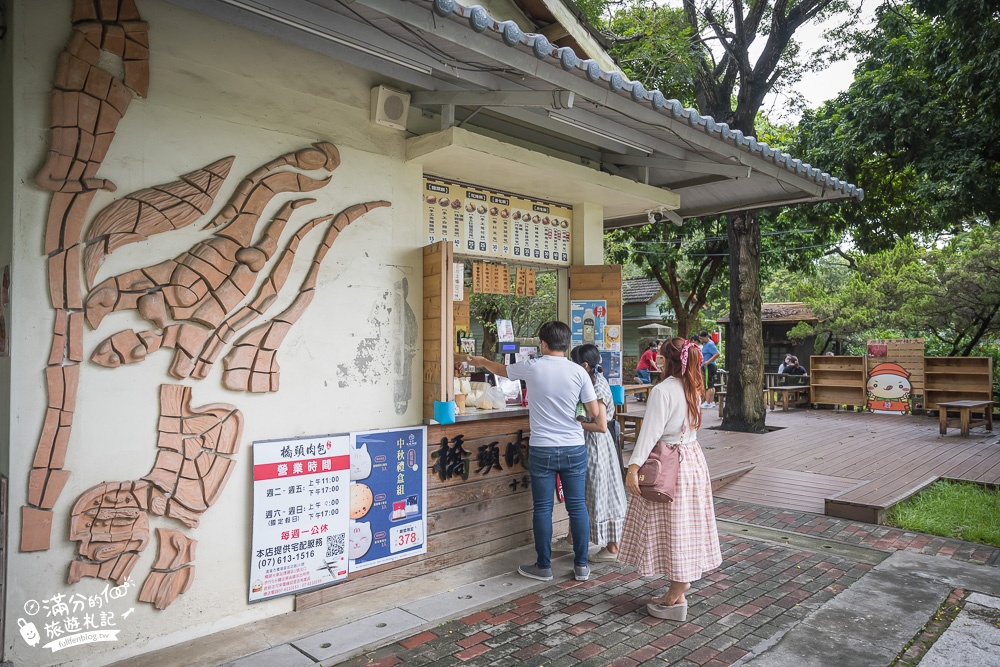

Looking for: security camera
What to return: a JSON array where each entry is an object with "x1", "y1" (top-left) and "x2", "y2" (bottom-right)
[{"x1": 646, "y1": 206, "x2": 682, "y2": 226}]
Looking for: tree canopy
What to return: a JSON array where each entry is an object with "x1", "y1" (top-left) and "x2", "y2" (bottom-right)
[
  {"x1": 784, "y1": 226, "x2": 1000, "y2": 358},
  {"x1": 792, "y1": 1, "x2": 1000, "y2": 251}
]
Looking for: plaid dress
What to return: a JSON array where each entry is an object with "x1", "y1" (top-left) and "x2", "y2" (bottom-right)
[
  {"x1": 585, "y1": 375, "x2": 627, "y2": 544},
  {"x1": 617, "y1": 439, "x2": 721, "y2": 581}
]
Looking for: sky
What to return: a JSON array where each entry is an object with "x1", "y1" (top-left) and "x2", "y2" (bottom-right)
[
  {"x1": 764, "y1": 2, "x2": 879, "y2": 122},
  {"x1": 657, "y1": 0, "x2": 879, "y2": 123}
]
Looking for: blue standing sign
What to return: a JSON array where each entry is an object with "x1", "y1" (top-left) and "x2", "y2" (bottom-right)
[{"x1": 347, "y1": 426, "x2": 428, "y2": 571}]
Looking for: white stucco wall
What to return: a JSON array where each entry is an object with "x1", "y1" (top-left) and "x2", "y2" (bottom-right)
[{"x1": 5, "y1": 1, "x2": 424, "y2": 664}]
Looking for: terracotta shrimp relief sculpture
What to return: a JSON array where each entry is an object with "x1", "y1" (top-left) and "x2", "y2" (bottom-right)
[{"x1": 25, "y1": 1, "x2": 396, "y2": 609}]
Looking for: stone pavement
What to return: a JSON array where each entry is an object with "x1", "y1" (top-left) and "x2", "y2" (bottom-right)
[
  {"x1": 281, "y1": 499, "x2": 997, "y2": 667},
  {"x1": 209, "y1": 498, "x2": 1000, "y2": 667}
]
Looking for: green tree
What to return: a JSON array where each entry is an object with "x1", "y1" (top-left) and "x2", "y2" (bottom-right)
[
  {"x1": 787, "y1": 228, "x2": 1000, "y2": 357},
  {"x1": 793, "y1": 1, "x2": 1000, "y2": 252},
  {"x1": 600, "y1": 0, "x2": 856, "y2": 432}
]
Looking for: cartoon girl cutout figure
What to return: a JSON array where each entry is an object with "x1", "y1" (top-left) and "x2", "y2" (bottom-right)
[{"x1": 866, "y1": 362, "x2": 912, "y2": 414}]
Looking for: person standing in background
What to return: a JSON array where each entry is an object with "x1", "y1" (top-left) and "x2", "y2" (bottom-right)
[
  {"x1": 636, "y1": 340, "x2": 659, "y2": 401},
  {"x1": 698, "y1": 331, "x2": 719, "y2": 408},
  {"x1": 466, "y1": 321, "x2": 601, "y2": 583},
  {"x1": 568, "y1": 344, "x2": 627, "y2": 563}
]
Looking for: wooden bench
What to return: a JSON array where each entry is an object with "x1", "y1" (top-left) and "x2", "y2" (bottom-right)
[{"x1": 937, "y1": 400, "x2": 994, "y2": 436}]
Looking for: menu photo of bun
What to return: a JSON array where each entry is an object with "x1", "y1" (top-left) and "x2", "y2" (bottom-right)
[
  {"x1": 561, "y1": 219, "x2": 569, "y2": 228},
  {"x1": 489, "y1": 206, "x2": 499, "y2": 216},
  {"x1": 451, "y1": 198, "x2": 462, "y2": 209},
  {"x1": 477, "y1": 204, "x2": 487, "y2": 214},
  {"x1": 542, "y1": 216, "x2": 550, "y2": 225},
  {"x1": 532, "y1": 215, "x2": 541, "y2": 223},
  {"x1": 512, "y1": 210, "x2": 522, "y2": 220},
  {"x1": 425, "y1": 195, "x2": 437, "y2": 204},
  {"x1": 465, "y1": 202, "x2": 476, "y2": 212},
  {"x1": 438, "y1": 197, "x2": 450, "y2": 207},
  {"x1": 500, "y1": 208, "x2": 509, "y2": 218}
]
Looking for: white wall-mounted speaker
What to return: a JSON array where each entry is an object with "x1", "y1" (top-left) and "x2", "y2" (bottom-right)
[{"x1": 371, "y1": 85, "x2": 411, "y2": 131}]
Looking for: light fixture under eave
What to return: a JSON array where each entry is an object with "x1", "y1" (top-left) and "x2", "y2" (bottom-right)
[
  {"x1": 217, "y1": 0, "x2": 434, "y2": 76},
  {"x1": 547, "y1": 112, "x2": 654, "y2": 154}
]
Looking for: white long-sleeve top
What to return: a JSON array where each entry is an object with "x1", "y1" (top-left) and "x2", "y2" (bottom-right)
[{"x1": 628, "y1": 376, "x2": 699, "y2": 467}]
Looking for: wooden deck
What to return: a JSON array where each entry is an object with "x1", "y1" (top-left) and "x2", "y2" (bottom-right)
[{"x1": 619, "y1": 402, "x2": 1000, "y2": 523}]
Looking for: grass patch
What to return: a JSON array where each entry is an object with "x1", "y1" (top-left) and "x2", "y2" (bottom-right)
[{"x1": 886, "y1": 479, "x2": 1000, "y2": 547}]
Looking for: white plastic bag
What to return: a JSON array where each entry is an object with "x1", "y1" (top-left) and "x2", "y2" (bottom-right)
[{"x1": 482, "y1": 386, "x2": 507, "y2": 410}]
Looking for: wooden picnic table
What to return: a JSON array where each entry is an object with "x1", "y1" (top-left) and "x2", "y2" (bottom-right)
[
  {"x1": 620, "y1": 383, "x2": 653, "y2": 413},
  {"x1": 769, "y1": 386, "x2": 811, "y2": 411},
  {"x1": 937, "y1": 400, "x2": 994, "y2": 436}
]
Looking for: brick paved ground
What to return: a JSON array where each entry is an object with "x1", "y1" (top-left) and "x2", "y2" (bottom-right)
[
  {"x1": 332, "y1": 501, "x2": 1000, "y2": 667},
  {"x1": 714, "y1": 499, "x2": 1000, "y2": 565}
]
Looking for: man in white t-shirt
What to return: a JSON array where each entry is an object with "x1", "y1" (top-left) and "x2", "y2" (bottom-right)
[{"x1": 467, "y1": 321, "x2": 602, "y2": 582}]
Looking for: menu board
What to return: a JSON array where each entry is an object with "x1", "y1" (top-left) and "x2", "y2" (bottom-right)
[
  {"x1": 249, "y1": 435, "x2": 351, "y2": 602},
  {"x1": 423, "y1": 177, "x2": 572, "y2": 266}
]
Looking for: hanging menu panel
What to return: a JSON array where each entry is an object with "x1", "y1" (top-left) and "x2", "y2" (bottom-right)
[{"x1": 424, "y1": 177, "x2": 572, "y2": 267}]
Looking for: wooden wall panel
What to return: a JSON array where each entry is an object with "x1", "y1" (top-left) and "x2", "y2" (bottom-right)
[
  {"x1": 569, "y1": 265, "x2": 623, "y2": 327},
  {"x1": 422, "y1": 242, "x2": 454, "y2": 419}
]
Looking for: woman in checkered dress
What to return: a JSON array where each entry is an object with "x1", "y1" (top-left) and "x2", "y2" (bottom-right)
[
  {"x1": 568, "y1": 344, "x2": 627, "y2": 561},
  {"x1": 617, "y1": 338, "x2": 722, "y2": 621}
]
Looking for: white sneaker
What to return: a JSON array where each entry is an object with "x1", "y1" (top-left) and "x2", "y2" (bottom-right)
[{"x1": 701, "y1": 402, "x2": 712, "y2": 408}]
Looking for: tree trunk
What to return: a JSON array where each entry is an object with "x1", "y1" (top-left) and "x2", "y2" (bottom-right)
[{"x1": 720, "y1": 211, "x2": 767, "y2": 433}]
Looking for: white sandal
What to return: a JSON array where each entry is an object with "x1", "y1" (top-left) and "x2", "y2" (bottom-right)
[{"x1": 646, "y1": 601, "x2": 687, "y2": 621}]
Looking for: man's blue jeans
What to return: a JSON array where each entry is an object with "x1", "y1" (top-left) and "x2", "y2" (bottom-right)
[
  {"x1": 636, "y1": 369, "x2": 651, "y2": 399},
  {"x1": 527, "y1": 445, "x2": 590, "y2": 568}
]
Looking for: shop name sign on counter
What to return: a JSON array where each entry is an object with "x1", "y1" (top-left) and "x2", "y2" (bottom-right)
[
  {"x1": 249, "y1": 435, "x2": 351, "y2": 603},
  {"x1": 423, "y1": 177, "x2": 572, "y2": 267}
]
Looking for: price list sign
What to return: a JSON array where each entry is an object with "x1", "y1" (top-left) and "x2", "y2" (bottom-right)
[
  {"x1": 348, "y1": 426, "x2": 428, "y2": 572},
  {"x1": 249, "y1": 435, "x2": 351, "y2": 602},
  {"x1": 423, "y1": 177, "x2": 571, "y2": 266}
]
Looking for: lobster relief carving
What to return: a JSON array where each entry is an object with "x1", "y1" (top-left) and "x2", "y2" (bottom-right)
[{"x1": 27, "y1": 0, "x2": 397, "y2": 610}]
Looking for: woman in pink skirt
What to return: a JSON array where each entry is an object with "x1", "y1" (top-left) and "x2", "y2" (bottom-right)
[{"x1": 617, "y1": 337, "x2": 722, "y2": 622}]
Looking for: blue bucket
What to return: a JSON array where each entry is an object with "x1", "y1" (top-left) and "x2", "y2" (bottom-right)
[
  {"x1": 610, "y1": 384, "x2": 625, "y2": 405},
  {"x1": 434, "y1": 400, "x2": 458, "y2": 424}
]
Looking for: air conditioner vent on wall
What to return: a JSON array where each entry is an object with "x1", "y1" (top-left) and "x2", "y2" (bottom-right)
[{"x1": 371, "y1": 85, "x2": 411, "y2": 131}]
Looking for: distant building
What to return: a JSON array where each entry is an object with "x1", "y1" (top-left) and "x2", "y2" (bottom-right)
[
  {"x1": 623, "y1": 278, "x2": 673, "y2": 357},
  {"x1": 717, "y1": 303, "x2": 819, "y2": 373}
]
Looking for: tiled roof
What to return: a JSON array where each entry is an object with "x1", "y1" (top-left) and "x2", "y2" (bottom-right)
[
  {"x1": 623, "y1": 278, "x2": 662, "y2": 304},
  {"x1": 413, "y1": 0, "x2": 862, "y2": 201},
  {"x1": 717, "y1": 302, "x2": 818, "y2": 324}
]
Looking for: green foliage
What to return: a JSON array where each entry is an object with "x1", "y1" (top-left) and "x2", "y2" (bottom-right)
[
  {"x1": 886, "y1": 479, "x2": 1000, "y2": 548},
  {"x1": 470, "y1": 270, "x2": 558, "y2": 357},
  {"x1": 782, "y1": 227, "x2": 1000, "y2": 361},
  {"x1": 792, "y1": 1, "x2": 1000, "y2": 251},
  {"x1": 603, "y1": 1, "x2": 698, "y2": 104},
  {"x1": 605, "y1": 217, "x2": 728, "y2": 337}
]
